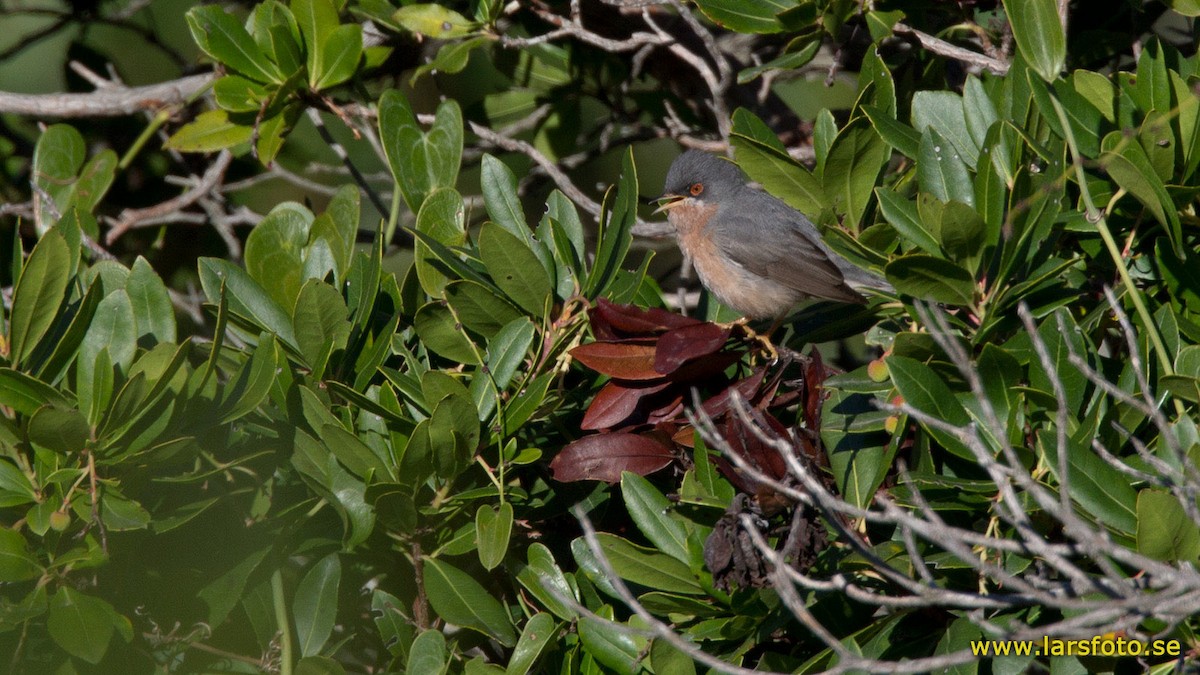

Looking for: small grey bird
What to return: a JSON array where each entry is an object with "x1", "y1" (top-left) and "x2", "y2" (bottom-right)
[{"x1": 655, "y1": 150, "x2": 892, "y2": 321}]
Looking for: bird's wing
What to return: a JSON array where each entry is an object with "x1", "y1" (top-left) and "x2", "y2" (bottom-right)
[{"x1": 708, "y1": 199, "x2": 868, "y2": 305}]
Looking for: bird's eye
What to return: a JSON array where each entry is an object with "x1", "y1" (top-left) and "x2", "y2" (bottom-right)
[{"x1": 689, "y1": 183, "x2": 704, "y2": 196}]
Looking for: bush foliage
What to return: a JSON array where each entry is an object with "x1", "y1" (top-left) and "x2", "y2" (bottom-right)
[{"x1": 0, "y1": 0, "x2": 1198, "y2": 672}]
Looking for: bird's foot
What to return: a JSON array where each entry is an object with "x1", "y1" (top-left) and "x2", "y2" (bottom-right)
[{"x1": 720, "y1": 318, "x2": 779, "y2": 363}]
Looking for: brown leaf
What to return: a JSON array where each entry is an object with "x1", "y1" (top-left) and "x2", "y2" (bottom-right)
[
  {"x1": 581, "y1": 380, "x2": 671, "y2": 430},
  {"x1": 804, "y1": 347, "x2": 835, "y2": 430},
  {"x1": 571, "y1": 342, "x2": 661, "y2": 380},
  {"x1": 701, "y1": 367, "x2": 769, "y2": 419},
  {"x1": 591, "y1": 299, "x2": 702, "y2": 339},
  {"x1": 654, "y1": 323, "x2": 731, "y2": 375},
  {"x1": 723, "y1": 410, "x2": 789, "y2": 482},
  {"x1": 667, "y1": 351, "x2": 741, "y2": 383},
  {"x1": 551, "y1": 433, "x2": 675, "y2": 482}
]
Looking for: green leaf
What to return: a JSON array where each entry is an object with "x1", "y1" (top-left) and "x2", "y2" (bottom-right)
[
  {"x1": 407, "y1": 629, "x2": 448, "y2": 674},
  {"x1": 165, "y1": 110, "x2": 254, "y2": 152},
  {"x1": 219, "y1": 336, "x2": 279, "y2": 424},
  {"x1": 887, "y1": 355, "x2": 974, "y2": 460},
  {"x1": 245, "y1": 202, "x2": 313, "y2": 311},
  {"x1": 516, "y1": 543, "x2": 578, "y2": 620},
  {"x1": 295, "y1": 656, "x2": 347, "y2": 675},
  {"x1": 293, "y1": 280, "x2": 350, "y2": 377},
  {"x1": 587, "y1": 148, "x2": 637, "y2": 296},
  {"x1": 254, "y1": 1, "x2": 304, "y2": 75},
  {"x1": 1101, "y1": 134, "x2": 1184, "y2": 259},
  {"x1": 621, "y1": 472, "x2": 689, "y2": 564},
  {"x1": 821, "y1": 123, "x2": 889, "y2": 227},
  {"x1": 295, "y1": 553, "x2": 341, "y2": 657},
  {"x1": 1004, "y1": 0, "x2": 1065, "y2": 82},
  {"x1": 731, "y1": 133, "x2": 824, "y2": 215},
  {"x1": 313, "y1": 23, "x2": 361, "y2": 90},
  {"x1": 0, "y1": 528, "x2": 40, "y2": 582},
  {"x1": 32, "y1": 124, "x2": 84, "y2": 227},
  {"x1": 308, "y1": 184, "x2": 359, "y2": 282},
  {"x1": 588, "y1": 533, "x2": 703, "y2": 595},
  {"x1": 578, "y1": 608, "x2": 643, "y2": 675},
  {"x1": 187, "y1": 6, "x2": 281, "y2": 83},
  {"x1": 693, "y1": 0, "x2": 788, "y2": 33},
  {"x1": 918, "y1": 128, "x2": 974, "y2": 206},
  {"x1": 478, "y1": 223, "x2": 552, "y2": 317},
  {"x1": 292, "y1": 0, "x2": 339, "y2": 83},
  {"x1": 486, "y1": 318, "x2": 534, "y2": 390},
  {"x1": 70, "y1": 150, "x2": 117, "y2": 215},
  {"x1": 422, "y1": 557, "x2": 516, "y2": 646},
  {"x1": 414, "y1": 303, "x2": 480, "y2": 364},
  {"x1": 393, "y1": 3, "x2": 476, "y2": 38},
  {"x1": 1136, "y1": 489, "x2": 1200, "y2": 562},
  {"x1": 47, "y1": 587, "x2": 123, "y2": 664},
  {"x1": 9, "y1": 229, "x2": 70, "y2": 367},
  {"x1": 861, "y1": 105, "x2": 920, "y2": 159},
  {"x1": 875, "y1": 188, "x2": 940, "y2": 255},
  {"x1": 379, "y1": 90, "x2": 463, "y2": 212},
  {"x1": 0, "y1": 369, "x2": 70, "y2": 416},
  {"x1": 884, "y1": 254, "x2": 975, "y2": 306},
  {"x1": 475, "y1": 502, "x2": 513, "y2": 571},
  {"x1": 213, "y1": 74, "x2": 270, "y2": 113},
  {"x1": 28, "y1": 406, "x2": 90, "y2": 454},
  {"x1": 506, "y1": 613, "x2": 556, "y2": 675},
  {"x1": 737, "y1": 39, "x2": 820, "y2": 83},
  {"x1": 199, "y1": 257, "x2": 299, "y2": 349},
  {"x1": 480, "y1": 155, "x2": 531, "y2": 245},
  {"x1": 414, "y1": 187, "x2": 466, "y2": 297},
  {"x1": 127, "y1": 257, "x2": 177, "y2": 345},
  {"x1": 411, "y1": 36, "x2": 490, "y2": 83},
  {"x1": 912, "y1": 90, "x2": 977, "y2": 170},
  {"x1": 1038, "y1": 431, "x2": 1138, "y2": 535},
  {"x1": 445, "y1": 281, "x2": 522, "y2": 337}
]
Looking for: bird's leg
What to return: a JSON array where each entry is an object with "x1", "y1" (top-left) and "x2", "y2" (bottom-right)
[{"x1": 721, "y1": 316, "x2": 783, "y2": 362}]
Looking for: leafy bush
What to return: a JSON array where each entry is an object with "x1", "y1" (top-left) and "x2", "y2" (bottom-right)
[{"x1": 0, "y1": 0, "x2": 1198, "y2": 672}]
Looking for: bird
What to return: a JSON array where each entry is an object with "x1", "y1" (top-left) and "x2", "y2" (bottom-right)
[{"x1": 655, "y1": 150, "x2": 892, "y2": 333}]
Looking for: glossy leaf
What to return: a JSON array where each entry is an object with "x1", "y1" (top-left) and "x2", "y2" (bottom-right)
[
  {"x1": 186, "y1": 5, "x2": 282, "y2": 84},
  {"x1": 693, "y1": 0, "x2": 786, "y2": 33},
  {"x1": 571, "y1": 342, "x2": 659, "y2": 380},
  {"x1": 1004, "y1": 0, "x2": 1065, "y2": 82},
  {"x1": 165, "y1": 110, "x2": 254, "y2": 152},
  {"x1": 198, "y1": 257, "x2": 298, "y2": 348},
  {"x1": 0, "y1": 528, "x2": 40, "y2": 582},
  {"x1": 313, "y1": 23, "x2": 361, "y2": 90},
  {"x1": 1136, "y1": 489, "x2": 1200, "y2": 562},
  {"x1": 295, "y1": 553, "x2": 341, "y2": 657},
  {"x1": 476, "y1": 502, "x2": 513, "y2": 571},
  {"x1": 551, "y1": 433, "x2": 674, "y2": 483},
  {"x1": 379, "y1": 90, "x2": 463, "y2": 212},
  {"x1": 621, "y1": 472, "x2": 690, "y2": 563},
  {"x1": 422, "y1": 557, "x2": 516, "y2": 646},
  {"x1": 887, "y1": 355, "x2": 974, "y2": 460},
  {"x1": 127, "y1": 257, "x2": 176, "y2": 345},
  {"x1": 413, "y1": 187, "x2": 466, "y2": 296},
  {"x1": 884, "y1": 255, "x2": 975, "y2": 306},
  {"x1": 10, "y1": 229, "x2": 70, "y2": 367},
  {"x1": 47, "y1": 588, "x2": 122, "y2": 664},
  {"x1": 480, "y1": 154, "x2": 531, "y2": 244},
  {"x1": 477, "y1": 223, "x2": 551, "y2": 317},
  {"x1": 505, "y1": 613, "x2": 556, "y2": 675}
]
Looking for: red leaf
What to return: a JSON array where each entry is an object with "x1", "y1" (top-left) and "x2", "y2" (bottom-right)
[
  {"x1": 654, "y1": 323, "x2": 731, "y2": 375},
  {"x1": 591, "y1": 299, "x2": 701, "y2": 338},
  {"x1": 804, "y1": 347, "x2": 836, "y2": 430},
  {"x1": 701, "y1": 367, "x2": 768, "y2": 419},
  {"x1": 581, "y1": 381, "x2": 671, "y2": 430},
  {"x1": 723, "y1": 410, "x2": 789, "y2": 481},
  {"x1": 668, "y1": 351, "x2": 741, "y2": 383},
  {"x1": 551, "y1": 433, "x2": 675, "y2": 482},
  {"x1": 571, "y1": 342, "x2": 661, "y2": 380}
]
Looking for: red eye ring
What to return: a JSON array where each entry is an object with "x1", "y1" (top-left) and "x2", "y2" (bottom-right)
[{"x1": 689, "y1": 183, "x2": 704, "y2": 196}]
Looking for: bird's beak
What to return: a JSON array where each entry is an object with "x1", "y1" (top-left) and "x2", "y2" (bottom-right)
[{"x1": 653, "y1": 194, "x2": 685, "y2": 214}]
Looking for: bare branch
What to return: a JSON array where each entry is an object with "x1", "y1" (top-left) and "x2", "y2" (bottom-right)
[
  {"x1": 106, "y1": 150, "x2": 233, "y2": 244},
  {"x1": 893, "y1": 23, "x2": 1010, "y2": 75},
  {"x1": 0, "y1": 74, "x2": 214, "y2": 118}
]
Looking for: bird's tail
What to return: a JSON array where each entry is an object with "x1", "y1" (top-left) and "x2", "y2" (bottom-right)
[{"x1": 842, "y1": 265, "x2": 894, "y2": 296}]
